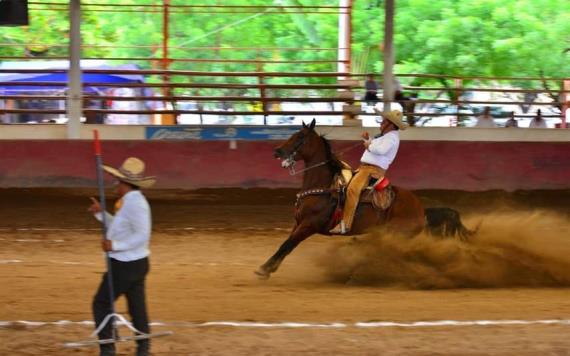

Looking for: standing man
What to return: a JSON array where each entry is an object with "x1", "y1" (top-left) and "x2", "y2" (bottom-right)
[
  {"x1": 330, "y1": 110, "x2": 408, "y2": 235},
  {"x1": 88, "y1": 157, "x2": 156, "y2": 356},
  {"x1": 529, "y1": 109, "x2": 548, "y2": 128},
  {"x1": 364, "y1": 74, "x2": 380, "y2": 106},
  {"x1": 505, "y1": 111, "x2": 519, "y2": 128},
  {"x1": 475, "y1": 106, "x2": 497, "y2": 128}
]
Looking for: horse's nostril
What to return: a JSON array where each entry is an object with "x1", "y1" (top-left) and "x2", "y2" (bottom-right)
[{"x1": 274, "y1": 148, "x2": 283, "y2": 158}]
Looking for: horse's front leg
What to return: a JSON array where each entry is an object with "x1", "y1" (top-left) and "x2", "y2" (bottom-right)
[{"x1": 255, "y1": 222, "x2": 315, "y2": 280}]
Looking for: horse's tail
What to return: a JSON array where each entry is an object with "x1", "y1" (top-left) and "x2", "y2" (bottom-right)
[
  {"x1": 424, "y1": 207, "x2": 479, "y2": 242},
  {"x1": 458, "y1": 219, "x2": 481, "y2": 241}
]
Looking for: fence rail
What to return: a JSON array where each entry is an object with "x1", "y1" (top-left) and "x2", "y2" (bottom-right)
[{"x1": 0, "y1": 68, "x2": 568, "y2": 126}]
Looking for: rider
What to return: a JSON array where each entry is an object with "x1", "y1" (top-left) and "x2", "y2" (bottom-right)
[{"x1": 329, "y1": 109, "x2": 408, "y2": 235}]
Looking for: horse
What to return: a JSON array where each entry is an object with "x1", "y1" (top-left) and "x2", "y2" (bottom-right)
[
  {"x1": 424, "y1": 207, "x2": 479, "y2": 241},
  {"x1": 255, "y1": 119, "x2": 425, "y2": 279}
]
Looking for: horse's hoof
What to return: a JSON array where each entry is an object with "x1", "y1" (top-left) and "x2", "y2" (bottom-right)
[{"x1": 254, "y1": 269, "x2": 270, "y2": 280}]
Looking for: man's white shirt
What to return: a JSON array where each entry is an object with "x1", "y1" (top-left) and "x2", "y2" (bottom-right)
[
  {"x1": 95, "y1": 190, "x2": 151, "y2": 262},
  {"x1": 529, "y1": 119, "x2": 547, "y2": 128},
  {"x1": 475, "y1": 117, "x2": 497, "y2": 128},
  {"x1": 360, "y1": 130, "x2": 400, "y2": 170}
]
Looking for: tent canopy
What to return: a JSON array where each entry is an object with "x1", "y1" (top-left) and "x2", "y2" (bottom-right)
[{"x1": 0, "y1": 60, "x2": 144, "y2": 94}]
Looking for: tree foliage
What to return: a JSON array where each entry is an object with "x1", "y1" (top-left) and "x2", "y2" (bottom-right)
[{"x1": 0, "y1": 0, "x2": 567, "y2": 89}]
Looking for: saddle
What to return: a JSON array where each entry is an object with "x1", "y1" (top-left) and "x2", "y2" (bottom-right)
[
  {"x1": 360, "y1": 177, "x2": 395, "y2": 210},
  {"x1": 333, "y1": 162, "x2": 395, "y2": 211},
  {"x1": 332, "y1": 160, "x2": 353, "y2": 190}
]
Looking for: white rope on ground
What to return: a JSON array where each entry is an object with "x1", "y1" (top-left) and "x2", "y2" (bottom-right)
[
  {"x1": 14, "y1": 239, "x2": 64, "y2": 242},
  {"x1": 0, "y1": 228, "x2": 98, "y2": 232},
  {"x1": 2, "y1": 319, "x2": 570, "y2": 329},
  {"x1": 0, "y1": 260, "x2": 244, "y2": 266},
  {"x1": 354, "y1": 320, "x2": 570, "y2": 327}
]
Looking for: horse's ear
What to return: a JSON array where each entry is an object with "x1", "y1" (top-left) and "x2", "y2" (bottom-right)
[
  {"x1": 302, "y1": 121, "x2": 307, "y2": 128},
  {"x1": 309, "y1": 118, "x2": 316, "y2": 130}
]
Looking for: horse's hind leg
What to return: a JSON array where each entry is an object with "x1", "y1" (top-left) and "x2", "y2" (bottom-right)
[{"x1": 255, "y1": 223, "x2": 314, "y2": 279}]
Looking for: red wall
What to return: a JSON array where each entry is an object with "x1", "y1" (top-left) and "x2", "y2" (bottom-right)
[{"x1": 1, "y1": 140, "x2": 569, "y2": 191}]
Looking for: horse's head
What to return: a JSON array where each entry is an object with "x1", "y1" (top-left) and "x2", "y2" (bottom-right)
[{"x1": 274, "y1": 119, "x2": 318, "y2": 169}]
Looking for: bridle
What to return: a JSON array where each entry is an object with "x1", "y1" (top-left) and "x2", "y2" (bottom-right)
[{"x1": 280, "y1": 131, "x2": 305, "y2": 174}]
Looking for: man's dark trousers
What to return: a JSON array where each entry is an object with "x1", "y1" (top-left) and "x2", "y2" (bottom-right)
[{"x1": 93, "y1": 257, "x2": 150, "y2": 355}]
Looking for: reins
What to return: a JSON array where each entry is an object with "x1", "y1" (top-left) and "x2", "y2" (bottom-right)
[{"x1": 287, "y1": 141, "x2": 362, "y2": 176}]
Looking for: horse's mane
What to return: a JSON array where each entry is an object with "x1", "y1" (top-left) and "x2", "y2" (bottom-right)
[{"x1": 320, "y1": 135, "x2": 344, "y2": 174}]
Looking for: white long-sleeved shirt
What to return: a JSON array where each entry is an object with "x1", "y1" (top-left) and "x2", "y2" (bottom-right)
[
  {"x1": 475, "y1": 116, "x2": 497, "y2": 128},
  {"x1": 94, "y1": 190, "x2": 151, "y2": 262},
  {"x1": 529, "y1": 119, "x2": 547, "y2": 128},
  {"x1": 360, "y1": 130, "x2": 400, "y2": 170}
]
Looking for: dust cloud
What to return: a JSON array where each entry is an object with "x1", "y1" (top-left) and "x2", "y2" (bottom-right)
[{"x1": 320, "y1": 211, "x2": 570, "y2": 289}]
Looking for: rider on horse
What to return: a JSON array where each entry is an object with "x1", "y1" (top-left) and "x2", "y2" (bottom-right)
[{"x1": 329, "y1": 109, "x2": 408, "y2": 235}]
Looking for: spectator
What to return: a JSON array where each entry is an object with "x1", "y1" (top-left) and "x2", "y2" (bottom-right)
[
  {"x1": 393, "y1": 78, "x2": 410, "y2": 107},
  {"x1": 364, "y1": 74, "x2": 379, "y2": 106},
  {"x1": 390, "y1": 78, "x2": 419, "y2": 125},
  {"x1": 220, "y1": 101, "x2": 233, "y2": 112},
  {"x1": 248, "y1": 101, "x2": 263, "y2": 112},
  {"x1": 529, "y1": 109, "x2": 547, "y2": 128},
  {"x1": 84, "y1": 96, "x2": 104, "y2": 124},
  {"x1": 107, "y1": 87, "x2": 137, "y2": 124},
  {"x1": 0, "y1": 99, "x2": 7, "y2": 124},
  {"x1": 475, "y1": 106, "x2": 497, "y2": 128},
  {"x1": 401, "y1": 92, "x2": 418, "y2": 126},
  {"x1": 505, "y1": 111, "x2": 518, "y2": 128}
]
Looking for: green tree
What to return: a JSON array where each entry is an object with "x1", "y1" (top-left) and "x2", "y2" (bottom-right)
[{"x1": 1, "y1": 0, "x2": 567, "y2": 97}]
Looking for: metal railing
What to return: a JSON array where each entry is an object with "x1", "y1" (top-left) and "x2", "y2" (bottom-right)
[{"x1": 0, "y1": 68, "x2": 568, "y2": 126}]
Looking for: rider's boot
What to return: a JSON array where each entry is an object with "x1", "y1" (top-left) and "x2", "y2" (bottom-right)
[{"x1": 329, "y1": 221, "x2": 347, "y2": 235}]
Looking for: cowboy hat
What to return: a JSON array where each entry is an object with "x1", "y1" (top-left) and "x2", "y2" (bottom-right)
[
  {"x1": 373, "y1": 109, "x2": 408, "y2": 130},
  {"x1": 103, "y1": 157, "x2": 156, "y2": 188}
]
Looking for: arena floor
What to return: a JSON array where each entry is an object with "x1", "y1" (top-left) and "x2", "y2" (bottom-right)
[{"x1": 1, "y1": 188, "x2": 570, "y2": 355}]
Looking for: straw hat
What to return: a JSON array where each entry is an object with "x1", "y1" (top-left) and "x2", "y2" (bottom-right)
[
  {"x1": 103, "y1": 157, "x2": 156, "y2": 188},
  {"x1": 374, "y1": 109, "x2": 408, "y2": 130}
]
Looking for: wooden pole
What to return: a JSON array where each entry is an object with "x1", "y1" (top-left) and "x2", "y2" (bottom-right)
[
  {"x1": 162, "y1": 0, "x2": 171, "y2": 97},
  {"x1": 67, "y1": 0, "x2": 82, "y2": 138},
  {"x1": 337, "y1": 0, "x2": 352, "y2": 75},
  {"x1": 561, "y1": 80, "x2": 569, "y2": 129},
  {"x1": 382, "y1": 0, "x2": 394, "y2": 112}
]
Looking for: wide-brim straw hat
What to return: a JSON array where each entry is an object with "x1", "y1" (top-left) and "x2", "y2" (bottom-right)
[
  {"x1": 103, "y1": 157, "x2": 156, "y2": 188},
  {"x1": 374, "y1": 109, "x2": 408, "y2": 130}
]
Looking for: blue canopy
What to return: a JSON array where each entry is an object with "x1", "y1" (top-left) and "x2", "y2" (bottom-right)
[{"x1": 0, "y1": 60, "x2": 144, "y2": 94}]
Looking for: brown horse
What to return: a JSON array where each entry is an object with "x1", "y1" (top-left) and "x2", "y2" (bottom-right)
[{"x1": 255, "y1": 119, "x2": 425, "y2": 279}]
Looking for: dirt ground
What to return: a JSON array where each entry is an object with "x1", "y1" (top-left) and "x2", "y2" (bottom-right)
[{"x1": 1, "y1": 188, "x2": 570, "y2": 355}]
